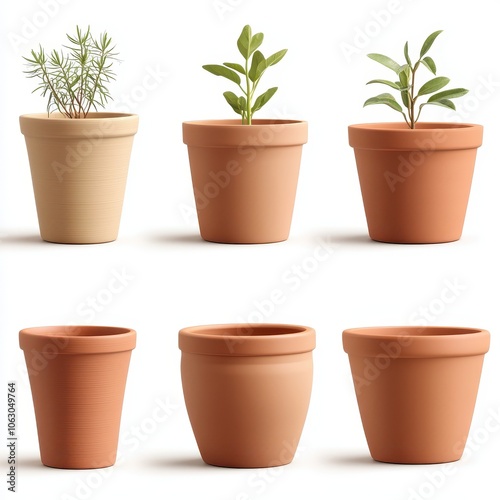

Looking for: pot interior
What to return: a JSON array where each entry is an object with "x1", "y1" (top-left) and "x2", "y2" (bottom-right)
[
  {"x1": 344, "y1": 326, "x2": 483, "y2": 338},
  {"x1": 20, "y1": 325, "x2": 132, "y2": 338}
]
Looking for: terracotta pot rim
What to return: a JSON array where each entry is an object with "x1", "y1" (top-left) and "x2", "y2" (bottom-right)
[
  {"x1": 19, "y1": 325, "x2": 136, "y2": 354},
  {"x1": 348, "y1": 122, "x2": 483, "y2": 151},
  {"x1": 348, "y1": 121, "x2": 481, "y2": 130},
  {"x1": 179, "y1": 323, "x2": 315, "y2": 356},
  {"x1": 183, "y1": 119, "x2": 306, "y2": 126},
  {"x1": 343, "y1": 326, "x2": 490, "y2": 358},
  {"x1": 183, "y1": 119, "x2": 308, "y2": 147}
]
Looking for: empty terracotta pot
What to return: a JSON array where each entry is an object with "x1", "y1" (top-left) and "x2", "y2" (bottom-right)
[
  {"x1": 183, "y1": 120, "x2": 308, "y2": 244},
  {"x1": 20, "y1": 113, "x2": 139, "y2": 244},
  {"x1": 179, "y1": 323, "x2": 315, "y2": 467},
  {"x1": 343, "y1": 326, "x2": 490, "y2": 464},
  {"x1": 348, "y1": 122, "x2": 483, "y2": 243},
  {"x1": 20, "y1": 325, "x2": 136, "y2": 469}
]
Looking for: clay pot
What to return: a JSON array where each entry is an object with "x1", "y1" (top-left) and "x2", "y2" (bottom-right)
[
  {"x1": 348, "y1": 122, "x2": 483, "y2": 243},
  {"x1": 179, "y1": 323, "x2": 315, "y2": 467},
  {"x1": 19, "y1": 113, "x2": 139, "y2": 244},
  {"x1": 19, "y1": 325, "x2": 136, "y2": 469},
  {"x1": 343, "y1": 326, "x2": 490, "y2": 464},
  {"x1": 182, "y1": 120, "x2": 307, "y2": 244}
]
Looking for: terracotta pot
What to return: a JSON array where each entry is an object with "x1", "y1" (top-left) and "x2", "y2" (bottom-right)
[
  {"x1": 343, "y1": 326, "x2": 490, "y2": 464},
  {"x1": 348, "y1": 122, "x2": 483, "y2": 243},
  {"x1": 19, "y1": 325, "x2": 136, "y2": 469},
  {"x1": 20, "y1": 113, "x2": 139, "y2": 244},
  {"x1": 182, "y1": 120, "x2": 307, "y2": 244},
  {"x1": 179, "y1": 323, "x2": 315, "y2": 467}
]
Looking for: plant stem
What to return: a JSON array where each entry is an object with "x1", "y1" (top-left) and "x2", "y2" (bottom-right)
[{"x1": 245, "y1": 57, "x2": 251, "y2": 125}]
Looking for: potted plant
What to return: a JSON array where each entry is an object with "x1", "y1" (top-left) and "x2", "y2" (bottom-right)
[
  {"x1": 183, "y1": 25, "x2": 308, "y2": 244},
  {"x1": 20, "y1": 26, "x2": 139, "y2": 244},
  {"x1": 19, "y1": 325, "x2": 136, "y2": 469},
  {"x1": 343, "y1": 326, "x2": 490, "y2": 464},
  {"x1": 348, "y1": 31, "x2": 483, "y2": 243},
  {"x1": 179, "y1": 323, "x2": 315, "y2": 467}
]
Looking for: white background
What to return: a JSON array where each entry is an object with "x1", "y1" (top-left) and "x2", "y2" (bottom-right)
[{"x1": 1, "y1": 0, "x2": 499, "y2": 498}]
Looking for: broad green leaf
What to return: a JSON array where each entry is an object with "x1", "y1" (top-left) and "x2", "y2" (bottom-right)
[
  {"x1": 401, "y1": 90, "x2": 410, "y2": 109},
  {"x1": 420, "y1": 30, "x2": 443, "y2": 57},
  {"x1": 428, "y1": 88, "x2": 469, "y2": 101},
  {"x1": 202, "y1": 64, "x2": 241, "y2": 85},
  {"x1": 223, "y1": 91, "x2": 242, "y2": 114},
  {"x1": 238, "y1": 96, "x2": 247, "y2": 110},
  {"x1": 417, "y1": 76, "x2": 450, "y2": 96},
  {"x1": 266, "y1": 49, "x2": 287, "y2": 67},
  {"x1": 364, "y1": 93, "x2": 403, "y2": 113},
  {"x1": 223, "y1": 62, "x2": 245, "y2": 74},
  {"x1": 404, "y1": 41, "x2": 411, "y2": 67},
  {"x1": 421, "y1": 56, "x2": 436, "y2": 75},
  {"x1": 398, "y1": 65, "x2": 409, "y2": 89},
  {"x1": 249, "y1": 33, "x2": 264, "y2": 56},
  {"x1": 249, "y1": 50, "x2": 265, "y2": 82},
  {"x1": 367, "y1": 53, "x2": 401, "y2": 74},
  {"x1": 252, "y1": 86, "x2": 278, "y2": 112},
  {"x1": 237, "y1": 25, "x2": 252, "y2": 59},
  {"x1": 366, "y1": 79, "x2": 402, "y2": 90},
  {"x1": 420, "y1": 99, "x2": 456, "y2": 112}
]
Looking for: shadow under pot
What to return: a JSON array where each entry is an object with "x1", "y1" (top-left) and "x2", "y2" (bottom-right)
[
  {"x1": 179, "y1": 323, "x2": 315, "y2": 467},
  {"x1": 343, "y1": 326, "x2": 490, "y2": 464},
  {"x1": 19, "y1": 325, "x2": 136, "y2": 469}
]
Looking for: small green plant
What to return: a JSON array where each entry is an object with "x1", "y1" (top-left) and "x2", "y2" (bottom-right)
[
  {"x1": 23, "y1": 26, "x2": 118, "y2": 118},
  {"x1": 364, "y1": 30, "x2": 468, "y2": 129},
  {"x1": 203, "y1": 25, "x2": 287, "y2": 125}
]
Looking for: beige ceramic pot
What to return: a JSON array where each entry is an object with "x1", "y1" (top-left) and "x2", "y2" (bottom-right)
[
  {"x1": 348, "y1": 123, "x2": 483, "y2": 243},
  {"x1": 20, "y1": 113, "x2": 139, "y2": 244},
  {"x1": 183, "y1": 120, "x2": 307, "y2": 244},
  {"x1": 343, "y1": 326, "x2": 490, "y2": 464},
  {"x1": 179, "y1": 323, "x2": 315, "y2": 467},
  {"x1": 20, "y1": 325, "x2": 136, "y2": 469}
]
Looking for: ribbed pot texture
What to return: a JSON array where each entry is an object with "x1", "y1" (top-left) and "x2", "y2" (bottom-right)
[
  {"x1": 20, "y1": 326, "x2": 136, "y2": 469},
  {"x1": 179, "y1": 324, "x2": 315, "y2": 467},
  {"x1": 348, "y1": 123, "x2": 483, "y2": 243},
  {"x1": 343, "y1": 326, "x2": 490, "y2": 464},
  {"x1": 183, "y1": 120, "x2": 307, "y2": 244},
  {"x1": 20, "y1": 113, "x2": 139, "y2": 244}
]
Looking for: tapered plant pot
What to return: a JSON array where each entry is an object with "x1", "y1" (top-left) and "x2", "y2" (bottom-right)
[
  {"x1": 179, "y1": 323, "x2": 315, "y2": 467},
  {"x1": 19, "y1": 325, "x2": 136, "y2": 469},
  {"x1": 182, "y1": 120, "x2": 308, "y2": 244},
  {"x1": 20, "y1": 113, "x2": 139, "y2": 244},
  {"x1": 343, "y1": 326, "x2": 490, "y2": 464},
  {"x1": 348, "y1": 123, "x2": 483, "y2": 243}
]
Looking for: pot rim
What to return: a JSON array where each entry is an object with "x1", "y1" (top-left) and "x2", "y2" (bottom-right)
[
  {"x1": 182, "y1": 119, "x2": 308, "y2": 147},
  {"x1": 179, "y1": 323, "x2": 315, "y2": 356},
  {"x1": 19, "y1": 325, "x2": 136, "y2": 354},
  {"x1": 348, "y1": 122, "x2": 483, "y2": 151},
  {"x1": 343, "y1": 326, "x2": 490, "y2": 358},
  {"x1": 19, "y1": 112, "x2": 138, "y2": 121}
]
